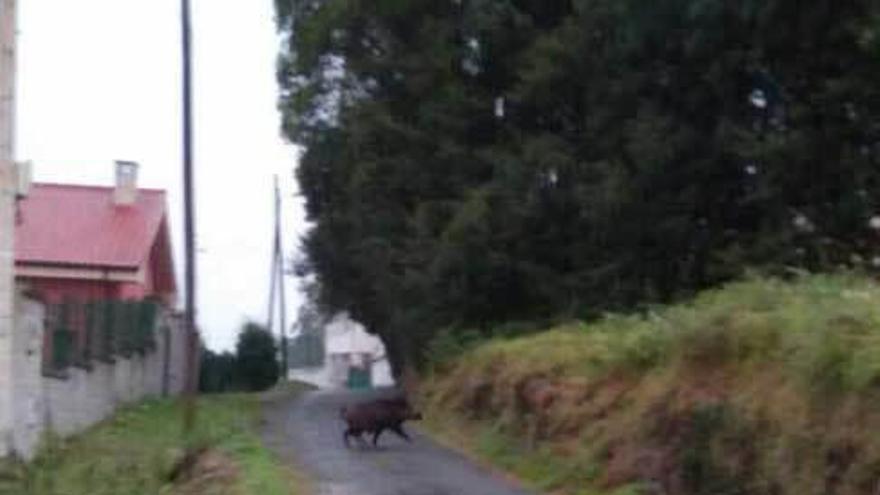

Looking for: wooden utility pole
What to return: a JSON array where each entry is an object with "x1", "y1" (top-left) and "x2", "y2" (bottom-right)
[
  {"x1": 180, "y1": 0, "x2": 199, "y2": 435},
  {"x1": 267, "y1": 176, "x2": 288, "y2": 373},
  {"x1": 267, "y1": 224, "x2": 277, "y2": 331},
  {"x1": 0, "y1": 0, "x2": 17, "y2": 457},
  {"x1": 276, "y1": 176, "x2": 288, "y2": 373}
]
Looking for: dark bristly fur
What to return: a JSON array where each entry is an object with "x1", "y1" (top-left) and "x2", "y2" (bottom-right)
[{"x1": 341, "y1": 396, "x2": 423, "y2": 448}]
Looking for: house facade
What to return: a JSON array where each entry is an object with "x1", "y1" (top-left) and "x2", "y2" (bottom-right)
[
  {"x1": 1, "y1": 161, "x2": 186, "y2": 459},
  {"x1": 11, "y1": 162, "x2": 178, "y2": 376},
  {"x1": 15, "y1": 161, "x2": 176, "y2": 305}
]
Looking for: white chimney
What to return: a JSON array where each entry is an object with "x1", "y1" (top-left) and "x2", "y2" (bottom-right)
[
  {"x1": 114, "y1": 160, "x2": 139, "y2": 205},
  {"x1": 14, "y1": 160, "x2": 31, "y2": 198}
]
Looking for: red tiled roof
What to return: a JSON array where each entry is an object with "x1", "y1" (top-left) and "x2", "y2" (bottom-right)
[{"x1": 15, "y1": 183, "x2": 168, "y2": 269}]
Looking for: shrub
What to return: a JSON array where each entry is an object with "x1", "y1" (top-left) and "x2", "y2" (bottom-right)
[
  {"x1": 426, "y1": 328, "x2": 485, "y2": 371},
  {"x1": 234, "y1": 323, "x2": 281, "y2": 392},
  {"x1": 199, "y1": 349, "x2": 238, "y2": 393}
]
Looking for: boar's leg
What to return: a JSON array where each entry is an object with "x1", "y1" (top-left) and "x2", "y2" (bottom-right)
[
  {"x1": 355, "y1": 431, "x2": 369, "y2": 447},
  {"x1": 391, "y1": 424, "x2": 411, "y2": 442},
  {"x1": 372, "y1": 427, "x2": 385, "y2": 447},
  {"x1": 344, "y1": 427, "x2": 364, "y2": 448}
]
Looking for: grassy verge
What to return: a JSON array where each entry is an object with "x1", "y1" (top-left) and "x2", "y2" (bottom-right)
[
  {"x1": 422, "y1": 411, "x2": 641, "y2": 495},
  {"x1": 0, "y1": 393, "x2": 306, "y2": 495},
  {"x1": 421, "y1": 274, "x2": 880, "y2": 495}
]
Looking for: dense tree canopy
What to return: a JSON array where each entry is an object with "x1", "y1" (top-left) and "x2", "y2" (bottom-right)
[{"x1": 276, "y1": 0, "x2": 880, "y2": 373}]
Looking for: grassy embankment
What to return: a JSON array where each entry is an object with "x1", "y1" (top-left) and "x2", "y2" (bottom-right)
[
  {"x1": 0, "y1": 390, "x2": 308, "y2": 495},
  {"x1": 421, "y1": 275, "x2": 880, "y2": 495}
]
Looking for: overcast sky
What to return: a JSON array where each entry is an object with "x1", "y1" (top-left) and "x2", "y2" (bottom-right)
[{"x1": 16, "y1": 0, "x2": 307, "y2": 352}]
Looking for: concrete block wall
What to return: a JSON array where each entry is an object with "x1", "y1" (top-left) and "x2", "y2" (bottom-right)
[
  {"x1": 10, "y1": 295, "x2": 185, "y2": 460},
  {"x1": 11, "y1": 296, "x2": 44, "y2": 457},
  {"x1": 163, "y1": 312, "x2": 188, "y2": 396}
]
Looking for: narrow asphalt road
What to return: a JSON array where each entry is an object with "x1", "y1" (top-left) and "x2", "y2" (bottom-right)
[{"x1": 262, "y1": 388, "x2": 535, "y2": 495}]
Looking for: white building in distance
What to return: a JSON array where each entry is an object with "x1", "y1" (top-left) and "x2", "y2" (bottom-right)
[{"x1": 288, "y1": 312, "x2": 394, "y2": 389}]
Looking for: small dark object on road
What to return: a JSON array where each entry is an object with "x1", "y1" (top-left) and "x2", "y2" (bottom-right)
[{"x1": 341, "y1": 396, "x2": 423, "y2": 448}]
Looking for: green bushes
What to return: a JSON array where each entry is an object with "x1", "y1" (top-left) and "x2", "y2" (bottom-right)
[
  {"x1": 199, "y1": 350, "x2": 238, "y2": 394},
  {"x1": 426, "y1": 320, "x2": 560, "y2": 372},
  {"x1": 200, "y1": 322, "x2": 281, "y2": 393},
  {"x1": 449, "y1": 274, "x2": 880, "y2": 395},
  {"x1": 426, "y1": 328, "x2": 486, "y2": 371},
  {"x1": 235, "y1": 323, "x2": 281, "y2": 392},
  {"x1": 422, "y1": 275, "x2": 880, "y2": 495}
]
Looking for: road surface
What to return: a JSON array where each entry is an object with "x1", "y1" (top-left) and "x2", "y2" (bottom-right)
[{"x1": 262, "y1": 388, "x2": 534, "y2": 495}]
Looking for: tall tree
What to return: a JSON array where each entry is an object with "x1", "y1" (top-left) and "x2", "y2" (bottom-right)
[{"x1": 277, "y1": 0, "x2": 880, "y2": 372}]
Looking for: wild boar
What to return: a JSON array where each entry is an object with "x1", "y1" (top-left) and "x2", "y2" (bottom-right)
[{"x1": 340, "y1": 396, "x2": 423, "y2": 448}]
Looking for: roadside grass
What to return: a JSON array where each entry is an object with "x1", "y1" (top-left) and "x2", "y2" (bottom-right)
[
  {"x1": 421, "y1": 274, "x2": 880, "y2": 495},
  {"x1": 0, "y1": 392, "x2": 306, "y2": 495},
  {"x1": 422, "y1": 412, "x2": 641, "y2": 495}
]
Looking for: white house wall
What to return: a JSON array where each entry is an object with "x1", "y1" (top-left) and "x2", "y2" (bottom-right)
[
  {"x1": 325, "y1": 312, "x2": 384, "y2": 356},
  {"x1": 290, "y1": 312, "x2": 396, "y2": 389},
  {"x1": 372, "y1": 358, "x2": 394, "y2": 387}
]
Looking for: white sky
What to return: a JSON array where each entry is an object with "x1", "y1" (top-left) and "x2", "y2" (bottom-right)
[{"x1": 16, "y1": 0, "x2": 308, "y2": 352}]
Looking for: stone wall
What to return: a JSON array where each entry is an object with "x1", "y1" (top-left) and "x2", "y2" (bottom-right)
[{"x1": 9, "y1": 294, "x2": 185, "y2": 460}]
